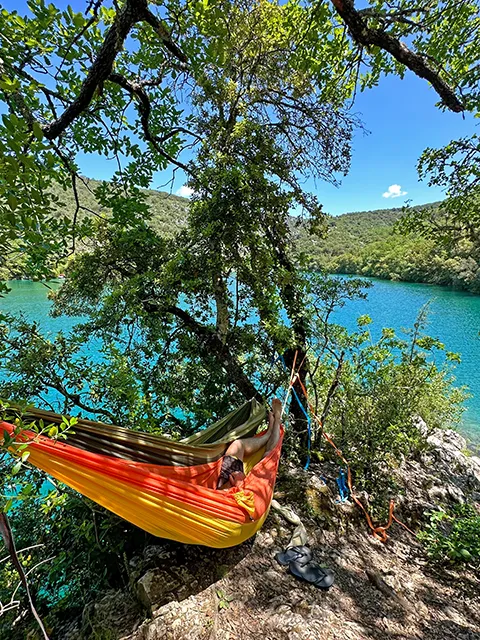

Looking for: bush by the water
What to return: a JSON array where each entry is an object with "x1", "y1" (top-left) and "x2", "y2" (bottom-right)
[
  {"x1": 305, "y1": 296, "x2": 466, "y2": 513},
  {"x1": 418, "y1": 504, "x2": 480, "y2": 566}
]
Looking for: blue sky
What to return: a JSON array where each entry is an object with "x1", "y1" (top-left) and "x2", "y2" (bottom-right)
[
  {"x1": 5, "y1": 0, "x2": 479, "y2": 216},
  {"x1": 316, "y1": 73, "x2": 478, "y2": 215},
  {"x1": 152, "y1": 70, "x2": 478, "y2": 216}
]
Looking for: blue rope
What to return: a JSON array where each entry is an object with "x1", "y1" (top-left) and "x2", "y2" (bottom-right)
[
  {"x1": 336, "y1": 468, "x2": 349, "y2": 502},
  {"x1": 278, "y1": 355, "x2": 311, "y2": 470}
]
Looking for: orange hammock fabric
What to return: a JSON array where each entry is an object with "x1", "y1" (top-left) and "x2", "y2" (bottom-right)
[{"x1": 1, "y1": 401, "x2": 283, "y2": 548}]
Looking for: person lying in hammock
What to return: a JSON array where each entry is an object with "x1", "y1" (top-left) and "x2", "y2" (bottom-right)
[{"x1": 216, "y1": 397, "x2": 282, "y2": 490}]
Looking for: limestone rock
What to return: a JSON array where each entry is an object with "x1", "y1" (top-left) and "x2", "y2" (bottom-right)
[
  {"x1": 306, "y1": 475, "x2": 336, "y2": 516},
  {"x1": 412, "y1": 415, "x2": 429, "y2": 437},
  {"x1": 143, "y1": 545, "x2": 172, "y2": 566},
  {"x1": 136, "y1": 569, "x2": 182, "y2": 611},
  {"x1": 128, "y1": 590, "x2": 215, "y2": 640},
  {"x1": 81, "y1": 590, "x2": 141, "y2": 639},
  {"x1": 427, "y1": 484, "x2": 465, "y2": 504}
]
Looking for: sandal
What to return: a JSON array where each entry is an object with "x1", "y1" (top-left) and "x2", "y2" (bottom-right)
[
  {"x1": 289, "y1": 560, "x2": 334, "y2": 589},
  {"x1": 275, "y1": 545, "x2": 312, "y2": 566}
]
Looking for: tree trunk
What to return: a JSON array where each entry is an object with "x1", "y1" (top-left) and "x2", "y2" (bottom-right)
[
  {"x1": 284, "y1": 345, "x2": 309, "y2": 453},
  {"x1": 164, "y1": 305, "x2": 262, "y2": 403}
]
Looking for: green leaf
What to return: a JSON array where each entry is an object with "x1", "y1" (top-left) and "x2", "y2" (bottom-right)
[
  {"x1": 357, "y1": 314, "x2": 372, "y2": 327},
  {"x1": 7, "y1": 194, "x2": 18, "y2": 210},
  {"x1": 48, "y1": 425, "x2": 58, "y2": 438},
  {"x1": 11, "y1": 460, "x2": 22, "y2": 475},
  {"x1": 73, "y1": 12, "x2": 84, "y2": 28},
  {"x1": 32, "y1": 121, "x2": 44, "y2": 141}
]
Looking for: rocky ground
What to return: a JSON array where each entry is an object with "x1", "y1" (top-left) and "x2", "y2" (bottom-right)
[{"x1": 63, "y1": 429, "x2": 480, "y2": 640}]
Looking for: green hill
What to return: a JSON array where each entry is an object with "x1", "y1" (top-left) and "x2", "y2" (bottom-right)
[
  {"x1": 293, "y1": 205, "x2": 409, "y2": 267},
  {"x1": 0, "y1": 179, "x2": 189, "y2": 280},
  {"x1": 49, "y1": 177, "x2": 189, "y2": 238},
  {"x1": 4, "y1": 180, "x2": 480, "y2": 293},
  {"x1": 295, "y1": 202, "x2": 480, "y2": 293}
]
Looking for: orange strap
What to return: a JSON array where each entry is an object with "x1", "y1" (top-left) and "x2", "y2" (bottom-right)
[{"x1": 293, "y1": 376, "x2": 415, "y2": 542}]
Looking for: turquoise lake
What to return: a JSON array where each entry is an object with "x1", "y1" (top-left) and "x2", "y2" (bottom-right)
[{"x1": 1, "y1": 278, "x2": 480, "y2": 444}]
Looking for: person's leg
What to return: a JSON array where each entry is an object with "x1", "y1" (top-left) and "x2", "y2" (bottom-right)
[
  {"x1": 224, "y1": 411, "x2": 274, "y2": 460},
  {"x1": 264, "y1": 397, "x2": 282, "y2": 456}
]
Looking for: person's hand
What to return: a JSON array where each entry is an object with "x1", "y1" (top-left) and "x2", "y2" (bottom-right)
[{"x1": 229, "y1": 470, "x2": 246, "y2": 487}]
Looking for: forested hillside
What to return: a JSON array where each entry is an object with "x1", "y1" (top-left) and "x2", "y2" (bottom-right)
[
  {"x1": 3, "y1": 182, "x2": 479, "y2": 294},
  {"x1": 294, "y1": 205, "x2": 406, "y2": 265},
  {"x1": 0, "y1": 179, "x2": 189, "y2": 280},
  {"x1": 295, "y1": 203, "x2": 480, "y2": 294},
  {"x1": 48, "y1": 178, "x2": 189, "y2": 238}
]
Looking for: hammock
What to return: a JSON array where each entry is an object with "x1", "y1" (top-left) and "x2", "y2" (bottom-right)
[{"x1": 0, "y1": 399, "x2": 283, "y2": 548}]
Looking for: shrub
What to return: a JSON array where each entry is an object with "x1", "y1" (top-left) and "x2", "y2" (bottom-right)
[
  {"x1": 307, "y1": 294, "x2": 466, "y2": 512},
  {"x1": 418, "y1": 504, "x2": 480, "y2": 566}
]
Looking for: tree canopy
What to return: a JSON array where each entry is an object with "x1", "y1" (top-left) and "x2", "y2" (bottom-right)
[
  {"x1": 1, "y1": 1, "x2": 479, "y2": 634},
  {"x1": 0, "y1": 0, "x2": 476, "y2": 273},
  {"x1": 0, "y1": 0, "x2": 478, "y2": 439}
]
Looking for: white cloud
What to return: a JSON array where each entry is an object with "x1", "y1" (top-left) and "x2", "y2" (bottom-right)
[
  {"x1": 382, "y1": 184, "x2": 407, "y2": 199},
  {"x1": 176, "y1": 185, "x2": 194, "y2": 198}
]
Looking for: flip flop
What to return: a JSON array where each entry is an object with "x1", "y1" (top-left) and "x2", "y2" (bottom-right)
[
  {"x1": 275, "y1": 545, "x2": 312, "y2": 566},
  {"x1": 289, "y1": 560, "x2": 335, "y2": 589}
]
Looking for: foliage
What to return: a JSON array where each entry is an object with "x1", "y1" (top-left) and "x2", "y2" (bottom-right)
[
  {"x1": 216, "y1": 588, "x2": 234, "y2": 610},
  {"x1": 393, "y1": 2, "x2": 480, "y2": 262},
  {"x1": 0, "y1": 0, "x2": 356, "y2": 282},
  {"x1": 0, "y1": 275, "x2": 468, "y2": 633},
  {"x1": 306, "y1": 295, "x2": 466, "y2": 508},
  {"x1": 0, "y1": 0, "x2": 365, "y2": 447},
  {"x1": 297, "y1": 203, "x2": 480, "y2": 293},
  {"x1": 0, "y1": 0, "x2": 189, "y2": 281},
  {"x1": 0, "y1": 0, "x2": 478, "y2": 633},
  {"x1": 0, "y1": 483, "x2": 148, "y2": 638},
  {"x1": 0, "y1": 400, "x2": 76, "y2": 511},
  {"x1": 418, "y1": 504, "x2": 480, "y2": 567},
  {"x1": 1, "y1": 0, "x2": 476, "y2": 287},
  {"x1": 4, "y1": 184, "x2": 480, "y2": 295}
]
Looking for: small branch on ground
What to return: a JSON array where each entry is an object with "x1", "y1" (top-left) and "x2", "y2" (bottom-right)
[{"x1": 0, "y1": 513, "x2": 50, "y2": 639}]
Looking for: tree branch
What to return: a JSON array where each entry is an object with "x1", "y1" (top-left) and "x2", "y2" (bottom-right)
[
  {"x1": 330, "y1": 0, "x2": 464, "y2": 112},
  {"x1": 162, "y1": 305, "x2": 262, "y2": 402},
  {"x1": 43, "y1": 0, "x2": 187, "y2": 141},
  {"x1": 320, "y1": 351, "x2": 344, "y2": 425},
  {"x1": 0, "y1": 514, "x2": 49, "y2": 640},
  {"x1": 108, "y1": 72, "x2": 195, "y2": 176},
  {"x1": 140, "y1": 5, "x2": 188, "y2": 65},
  {"x1": 45, "y1": 379, "x2": 117, "y2": 422}
]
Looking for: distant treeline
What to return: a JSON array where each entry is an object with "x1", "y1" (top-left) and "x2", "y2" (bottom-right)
[
  {"x1": 3, "y1": 183, "x2": 480, "y2": 294},
  {"x1": 295, "y1": 204, "x2": 480, "y2": 294}
]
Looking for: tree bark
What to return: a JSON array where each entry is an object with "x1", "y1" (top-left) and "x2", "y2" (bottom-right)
[
  {"x1": 43, "y1": 0, "x2": 186, "y2": 141},
  {"x1": 330, "y1": 0, "x2": 463, "y2": 113},
  {"x1": 213, "y1": 274, "x2": 230, "y2": 344},
  {"x1": 163, "y1": 305, "x2": 262, "y2": 402},
  {"x1": 284, "y1": 343, "x2": 310, "y2": 451},
  {"x1": 263, "y1": 226, "x2": 310, "y2": 452},
  {"x1": 0, "y1": 514, "x2": 49, "y2": 640}
]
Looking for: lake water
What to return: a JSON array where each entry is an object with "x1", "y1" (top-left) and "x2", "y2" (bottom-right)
[{"x1": 1, "y1": 278, "x2": 480, "y2": 443}]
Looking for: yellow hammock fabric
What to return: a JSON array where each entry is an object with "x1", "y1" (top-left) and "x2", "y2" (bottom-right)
[{"x1": 1, "y1": 400, "x2": 283, "y2": 548}]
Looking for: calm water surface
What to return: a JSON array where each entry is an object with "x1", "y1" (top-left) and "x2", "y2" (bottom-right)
[{"x1": 2, "y1": 278, "x2": 480, "y2": 442}]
